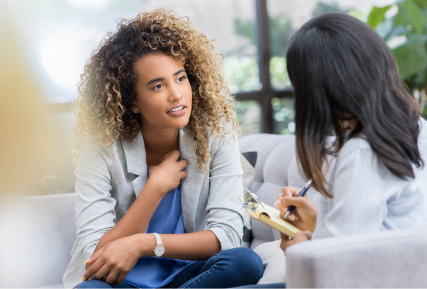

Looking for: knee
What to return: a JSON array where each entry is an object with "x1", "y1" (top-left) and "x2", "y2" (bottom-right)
[{"x1": 224, "y1": 247, "x2": 264, "y2": 281}]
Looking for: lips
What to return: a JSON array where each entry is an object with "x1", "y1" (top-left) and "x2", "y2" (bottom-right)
[
  {"x1": 167, "y1": 104, "x2": 187, "y2": 116},
  {"x1": 167, "y1": 104, "x2": 187, "y2": 112}
]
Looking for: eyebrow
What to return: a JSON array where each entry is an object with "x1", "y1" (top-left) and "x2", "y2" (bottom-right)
[{"x1": 146, "y1": 69, "x2": 186, "y2": 86}]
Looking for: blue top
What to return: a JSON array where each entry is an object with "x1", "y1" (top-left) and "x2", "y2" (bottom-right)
[{"x1": 124, "y1": 173, "x2": 196, "y2": 288}]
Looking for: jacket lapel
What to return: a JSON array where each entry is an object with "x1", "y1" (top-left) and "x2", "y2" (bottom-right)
[
  {"x1": 121, "y1": 132, "x2": 148, "y2": 198},
  {"x1": 179, "y1": 127, "x2": 207, "y2": 233}
]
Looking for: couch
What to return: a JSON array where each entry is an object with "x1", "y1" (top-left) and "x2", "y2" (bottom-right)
[{"x1": 0, "y1": 134, "x2": 426, "y2": 288}]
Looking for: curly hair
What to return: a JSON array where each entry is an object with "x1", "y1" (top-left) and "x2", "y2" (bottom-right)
[{"x1": 72, "y1": 8, "x2": 240, "y2": 171}]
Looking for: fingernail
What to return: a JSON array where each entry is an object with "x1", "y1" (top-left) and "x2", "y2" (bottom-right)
[
  {"x1": 85, "y1": 258, "x2": 90, "y2": 265},
  {"x1": 82, "y1": 277, "x2": 87, "y2": 281},
  {"x1": 274, "y1": 200, "x2": 281, "y2": 208}
]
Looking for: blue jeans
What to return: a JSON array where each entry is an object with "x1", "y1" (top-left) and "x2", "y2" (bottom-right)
[
  {"x1": 234, "y1": 283, "x2": 285, "y2": 288},
  {"x1": 77, "y1": 247, "x2": 263, "y2": 288}
]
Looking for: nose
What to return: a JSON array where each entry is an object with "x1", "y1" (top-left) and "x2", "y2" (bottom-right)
[{"x1": 168, "y1": 82, "x2": 182, "y2": 102}]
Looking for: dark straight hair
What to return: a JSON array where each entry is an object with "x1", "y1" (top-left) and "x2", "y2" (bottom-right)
[{"x1": 286, "y1": 13, "x2": 422, "y2": 196}]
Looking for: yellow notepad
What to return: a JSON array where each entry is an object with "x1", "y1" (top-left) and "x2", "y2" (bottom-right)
[{"x1": 238, "y1": 196, "x2": 301, "y2": 237}]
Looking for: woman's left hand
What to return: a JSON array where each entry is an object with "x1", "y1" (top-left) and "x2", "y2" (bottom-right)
[
  {"x1": 280, "y1": 231, "x2": 312, "y2": 254},
  {"x1": 83, "y1": 234, "x2": 148, "y2": 285}
]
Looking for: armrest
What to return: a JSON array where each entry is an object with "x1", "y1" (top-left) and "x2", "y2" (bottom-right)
[{"x1": 286, "y1": 228, "x2": 427, "y2": 288}]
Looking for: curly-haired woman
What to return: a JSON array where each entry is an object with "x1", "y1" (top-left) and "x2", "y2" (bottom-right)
[{"x1": 62, "y1": 9, "x2": 263, "y2": 289}]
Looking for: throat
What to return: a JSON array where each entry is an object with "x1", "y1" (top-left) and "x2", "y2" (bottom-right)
[{"x1": 143, "y1": 131, "x2": 180, "y2": 167}]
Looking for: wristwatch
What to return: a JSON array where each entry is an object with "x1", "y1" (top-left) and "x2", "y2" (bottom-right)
[{"x1": 152, "y1": 233, "x2": 165, "y2": 257}]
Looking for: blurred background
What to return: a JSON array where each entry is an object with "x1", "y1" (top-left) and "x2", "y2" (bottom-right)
[{"x1": 1, "y1": 0, "x2": 427, "y2": 197}]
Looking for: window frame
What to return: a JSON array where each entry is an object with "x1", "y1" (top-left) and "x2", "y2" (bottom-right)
[{"x1": 234, "y1": 0, "x2": 294, "y2": 134}]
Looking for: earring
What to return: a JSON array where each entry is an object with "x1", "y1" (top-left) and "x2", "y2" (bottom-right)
[{"x1": 133, "y1": 107, "x2": 139, "y2": 113}]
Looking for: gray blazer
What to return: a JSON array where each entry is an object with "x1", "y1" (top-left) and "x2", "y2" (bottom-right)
[{"x1": 63, "y1": 127, "x2": 244, "y2": 288}]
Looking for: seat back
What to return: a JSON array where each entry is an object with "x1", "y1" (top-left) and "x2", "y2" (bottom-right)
[{"x1": 0, "y1": 193, "x2": 77, "y2": 287}]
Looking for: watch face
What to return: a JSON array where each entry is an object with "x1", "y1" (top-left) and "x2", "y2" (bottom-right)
[{"x1": 155, "y1": 245, "x2": 165, "y2": 256}]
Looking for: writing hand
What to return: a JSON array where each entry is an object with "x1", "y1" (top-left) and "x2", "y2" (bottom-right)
[{"x1": 274, "y1": 187, "x2": 317, "y2": 232}]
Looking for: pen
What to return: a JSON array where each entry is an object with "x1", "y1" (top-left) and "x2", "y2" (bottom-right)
[{"x1": 284, "y1": 179, "x2": 313, "y2": 219}]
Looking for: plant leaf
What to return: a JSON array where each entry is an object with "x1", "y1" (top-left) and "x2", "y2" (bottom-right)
[
  {"x1": 392, "y1": 34, "x2": 427, "y2": 80},
  {"x1": 367, "y1": 5, "x2": 392, "y2": 29},
  {"x1": 398, "y1": 1, "x2": 426, "y2": 33},
  {"x1": 411, "y1": 0, "x2": 427, "y2": 8}
]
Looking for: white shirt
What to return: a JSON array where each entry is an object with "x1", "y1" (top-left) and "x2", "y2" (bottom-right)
[{"x1": 313, "y1": 118, "x2": 427, "y2": 239}]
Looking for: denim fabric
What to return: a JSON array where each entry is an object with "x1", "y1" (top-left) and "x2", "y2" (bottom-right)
[
  {"x1": 77, "y1": 247, "x2": 263, "y2": 288},
  {"x1": 167, "y1": 247, "x2": 263, "y2": 288},
  {"x1": 234, "y1": 283, "x2": 285, "y2": 288},
  {"x1": 77, "y1": 279, "x2": 136, "y2": 288}
]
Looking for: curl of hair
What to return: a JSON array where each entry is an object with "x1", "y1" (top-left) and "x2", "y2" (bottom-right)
[{"x1": 72, "y1": 8, "x2": 240, "y2": 170}]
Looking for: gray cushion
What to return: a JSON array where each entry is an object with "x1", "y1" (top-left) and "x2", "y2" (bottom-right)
[
  {"x1": 0, "y1": 193, "x2": 76, "y2": 288},
  {"x1": 286, "y1": 228, "x2": 427, "y2": 288}
]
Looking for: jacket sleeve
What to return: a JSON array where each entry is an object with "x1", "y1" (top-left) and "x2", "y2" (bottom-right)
[
  {"x1": 206, "y1": 129, "x2": 245, "y2": 250},
  {"x1": 73, "y1": 136, "x2": 116, "y2": 265}
]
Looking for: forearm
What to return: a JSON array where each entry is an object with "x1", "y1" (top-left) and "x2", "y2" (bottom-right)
[
  {"x1": 139, "y1": 230, "x2": 221, "y2": 261},
  {"x1": 95, "y1": 181, "x2": 164, "y2": 252}
]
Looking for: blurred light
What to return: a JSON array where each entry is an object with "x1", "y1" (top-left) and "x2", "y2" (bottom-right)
[
  {"x1": 66, "y1": 0, "x2": 112, "y2": 10},
  {"x1": 385, "y1": 5, "x2": 398, "y2": 19},
  {"x1": 387, "y1": 35, "x2": 407, "y2": 49},
  {"x1": 288, "y1": 122, "x2": 295, "y2": 133},
  {"x1": 41, "y1": 40, "x2": 80, "y2": 87}
]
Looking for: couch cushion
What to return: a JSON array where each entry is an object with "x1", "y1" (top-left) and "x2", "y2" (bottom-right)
[
  {"x1": 286, "y1": 228, "x2": 427, "y2": 288},
  {"x1": 0, "y1": 193, "x2": 76, "y2": 287}
]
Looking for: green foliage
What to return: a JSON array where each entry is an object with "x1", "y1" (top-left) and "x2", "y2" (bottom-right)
[
  {"x1": 393, "y1": 35, "x2": 427, "y2": 83},
  {"x1": 223, "y1": 56, "x2": 259, "y2": 93},
  {"x1": 269, "y1": 15, "x2": 292, "y2": 57},
  {"x1": 397, "y1": 1, "x2": 426, "y2": 33},
  {"x1": 232, "y1": 100, "x2": 261, "y2": 134},
  {"x1": 234, "y1": 19, "x2": 256, "y2": 45},
  {"x1": 270, "y1": 56, "x2": 291, "y2": 90},
  {"x1": 367, "y1": 5, "x2": 391, "y2": 29},
  {"x1": 272, "y1": 97, "x2": 295, "y2": 134},
  {"x1": 312, "y1": 2, "x2": 347, "y2": 18},
  {"x1": 367, "y1": 0, "x2": 427, "y2": 90}
]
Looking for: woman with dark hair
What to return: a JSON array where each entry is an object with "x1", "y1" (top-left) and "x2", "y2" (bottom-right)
[
  {"x1": 62, "y1": 8, "x2": 263, "y2": 289},
  {"x1": 277, "y1": 12, "x2": 427, "y2": 253},
  {"x1": 237, "y1": 12, "x2": 427, "y2": 289}
]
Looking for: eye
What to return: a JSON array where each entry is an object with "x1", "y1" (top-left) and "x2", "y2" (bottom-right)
[
  {"x1": 177, "y1": 75, "x2": 187, "y2": 83},
  {"x1": 152, "y1": 84, "x2": 163, "y2": 90}
]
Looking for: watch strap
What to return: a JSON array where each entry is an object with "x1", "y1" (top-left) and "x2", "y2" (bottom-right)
[{"x1": 152, "y1": 233, "x2": 162, "y2": 245}]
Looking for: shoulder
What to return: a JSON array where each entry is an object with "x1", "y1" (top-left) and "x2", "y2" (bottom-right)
[
  {"x1": 206, "y1": 119, "x2": 240, "y2": 155},
  {"x1": 334, "y1": 135, "x2": 380, "y2": 178},
  {"x1": 206, "y1": 118, "x2": 239, "y2": 143},
  {"x1": 337, "y1": 135, "x2": 373, "y2": 164},
  {"x1": 78, "y1": 134, "x2": 115, "y2": 168}
]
